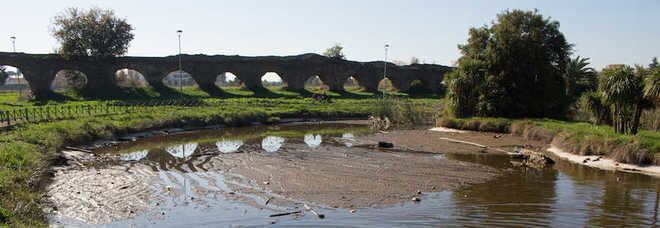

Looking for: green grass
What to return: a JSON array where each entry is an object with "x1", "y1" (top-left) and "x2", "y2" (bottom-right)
[
  {"x1": 0, "y1": 88, "x2": 442, "y2": 226},
  {"x1": 437, "y1": 116, "x2": 660, "y2": 165}
]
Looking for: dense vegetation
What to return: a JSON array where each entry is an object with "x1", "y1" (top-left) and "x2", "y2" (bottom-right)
[
  {"x1": 445, "y1": 9, "x2": 572, "y2": 118},
  {"x1": 441, "y1": 9, "x2": 659, "y2": 166}
]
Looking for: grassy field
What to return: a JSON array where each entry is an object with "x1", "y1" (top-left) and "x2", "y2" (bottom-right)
[
  {"x1": 437, "y1": 117, "x2": 660, "y2": 166},
  {"x1": 0, "y1": 87, "x2": 441, "y2": 226},
  {"x1": 0, "y1": 85, "x2": 430, "y2": 110}
]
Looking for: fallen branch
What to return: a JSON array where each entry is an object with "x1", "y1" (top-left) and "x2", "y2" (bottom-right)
[
  {"x1": 269, "y1": 210, "x2": 302, "y2": 218},
  {"x1": 64, "y1": 146, "x2": 94, "y2": 153},
  {"x1": 304, "y1": 204, "x2": 325, "y2": 219}
]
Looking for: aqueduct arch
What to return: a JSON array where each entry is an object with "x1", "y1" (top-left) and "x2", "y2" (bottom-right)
[{"x1": 0, "y1": 52, "x2": 452, "y2": 99}]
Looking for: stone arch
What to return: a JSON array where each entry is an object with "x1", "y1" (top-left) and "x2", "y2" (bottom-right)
[
  {"x1": 216, "y1": 72, "x2": 240, "y2": 88},
  {"x1": 407, "y1": 79, "x2": 429, "y2": 94},
  {"x1": 0, "y1": 65, "x2": 32, "y2": 99},
  {"x1": 305, "y1": 75, "x2": 327, "y2": 92},
  {"x1": 115, "y1": 68, "x2": 149, "y2": 88},
  {"x1": 162, "y1": 70, "x2": 197, "y2": 91},
  {"x1": 51, "y1": 69, "x2": 88, "y2": 92},
  {"x1": 343, "y1": 76, "x2": 360, "y2": 91},
  {"x1": 261, "y1": 72, "x2": 285, "y2": 89},
  {"x1": 377, "y1": 77, "x2": 396, "y2": 93}
]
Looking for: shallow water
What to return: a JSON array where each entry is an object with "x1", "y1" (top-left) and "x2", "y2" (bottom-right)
[{"x1": 50, "y1": 123, "x2": 660, "y2": 227}]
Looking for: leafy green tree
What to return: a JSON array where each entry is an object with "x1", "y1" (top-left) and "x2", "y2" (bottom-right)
[
  {"x1": 598, "y1": 65, "x2": 648, "y2": 134},
  {"x1": 649, "y1": 57, "x2": 659, "y2": 69},
  {"x1": 410, "y1": 57, "x2": 420, "y2": 64},
  {"x1": 52, "y1": 7, "x2": 134, "y2": 58},
  {"x1": 323, "y1": 44, "x2": 345, "y2": 59},
  {"x1": 565, "y1": 56, "x2": 597, "y2": 99},
  {"x1": 446, "y1": 9, "x2": 572, "y2": 118}
]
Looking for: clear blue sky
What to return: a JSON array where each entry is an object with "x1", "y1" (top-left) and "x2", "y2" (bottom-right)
[{"x1": 1, "y1": 0, "x2": 659, "y2": 69}]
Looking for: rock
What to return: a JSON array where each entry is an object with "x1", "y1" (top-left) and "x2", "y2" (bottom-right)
[
  {"x1": 378, "y1": 141, "x2": 394, "y2": 148},
  {"x1": 511, "y1": 148, "x2": 554, "y2": 168}
]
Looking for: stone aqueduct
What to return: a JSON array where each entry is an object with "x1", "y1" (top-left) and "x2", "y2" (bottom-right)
[{"x1": 0, "y1": 52, "x2": 452, "y2": 98}]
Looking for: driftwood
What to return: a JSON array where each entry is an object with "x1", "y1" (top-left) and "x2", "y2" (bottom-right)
[
  {"x1": 304, "y1": 204, "x2": 325, "y2": 219},
  {"x1": 64, "y1": 146, "x2": 94, "y2": 153},
  {"x1": 269, "y1": 210, "x2": 302, "y2": 218}
]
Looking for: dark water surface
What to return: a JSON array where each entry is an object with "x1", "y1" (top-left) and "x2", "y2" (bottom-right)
[{"x1": 57, "y1": 123, "x2": 660, "y2": 227}]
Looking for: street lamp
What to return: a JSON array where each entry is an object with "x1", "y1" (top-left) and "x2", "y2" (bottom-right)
[
  {"x1": 382, "y1": 44, "x2": 389, "y2": 98},
  {"x1": 10, "y1": 36, "x2": 16, "y2": 52},
  {"x1": 176, "y1": 30, "x2": 183, "y2": 94},
  {"x1": 10, "y1": 36, "x2": 22, "y2": 96}
]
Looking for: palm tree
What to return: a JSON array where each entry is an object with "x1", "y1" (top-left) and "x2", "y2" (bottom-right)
[
  {"x1": 644, "y1": 68, "x2": 660, "y2": 103},
  {"x1": 565, "y1": 56, "x2": 597, "y2": 99},
  {"x1": 598, "y1": 65, "x2": 645, "y2": 134}
]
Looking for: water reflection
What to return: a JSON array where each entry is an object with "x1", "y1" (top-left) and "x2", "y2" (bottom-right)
[
  {"x1": 341, "y1": 133, "x2": 355, "y2": 147},
  {"x1": 165, "y1": 143, "x2": 198, "y2": 158},
  {"x1": 120, "y1": 150, "x2": 149, "y2": 161},
  {"x1": 304, "y1": 134, "x2": 322, "y2": 148},
  {"x1": 261, "y1": 136, "x2": 285, "y2": 153},
  {"x1": 216, "y1": 139, "x2": 244, "y2": 153}
]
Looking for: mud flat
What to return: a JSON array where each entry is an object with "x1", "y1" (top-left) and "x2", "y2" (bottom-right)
[{"x1": 45, "y1": 123, "x2": 502, "y2": 225}]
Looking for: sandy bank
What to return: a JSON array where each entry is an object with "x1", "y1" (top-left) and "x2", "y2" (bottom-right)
[{"x1": 547, "y1": 145, "x2": 660, "y2": 177}]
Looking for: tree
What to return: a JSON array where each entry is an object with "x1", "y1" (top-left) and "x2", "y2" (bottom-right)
[
  {"x1": 598, "y1": 65, "x2": 647, "y2": 134},
  {"x1": 565, "y1": 56, "x2": 597, "y2": 99},
  {"x1": 649, "y1": 57, "x2": 659, "y2": 69},
  {"x1": 644, "y1": 67, "x2": 660, "y2": 104},
  {"x1": 323, "y1": 44, "x2": 345, "y2": 59},
  {"x1": 52, "y1": 7, "x2": 134, "y2": 58},
  {"x1": 410, "y1": 57, "x2": 420, "y2": 64},
  {"x1": 446, "y1": 9, "x2": 572, "y2": 118}
]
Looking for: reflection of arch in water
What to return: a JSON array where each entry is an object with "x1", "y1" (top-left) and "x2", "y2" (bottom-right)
[
  {"x1": 262, "y1": 136, "x2": 285, "y2": 152},
  {"x1": 304, "y1": 134, "x2": 322, "y2": 148},
  {"x1": 120, "y1": 150, "x2": 149, "y2": 161},
  {"x1": 216, "y1": 139, "x2": 244, "y2": 153},
  {"x1": 165, "y1": 143, "x2": 198, "y2": 158},
  {"x1": 342, "y1": 133, "x2": 355, "y2": 147}
]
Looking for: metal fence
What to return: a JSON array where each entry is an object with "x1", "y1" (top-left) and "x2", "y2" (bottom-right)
[{"x1": 0, "y1": 98, "x2": 206, "y2": 128}]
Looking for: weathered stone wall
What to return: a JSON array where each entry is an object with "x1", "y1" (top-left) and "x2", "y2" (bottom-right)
[{"x1": 0, "y1": 52, "x2": 452, "y2": 98}]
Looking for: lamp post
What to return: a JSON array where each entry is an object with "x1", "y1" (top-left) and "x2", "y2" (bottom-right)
[
  {"x1": 10, "y1": 36, "x2": 22, "y2": 97},
  {"x1": 382, "y1": 44, "x2": 389, "y2": 98},
  {"x1": 176, "y1": 30, "x2": 183, "y2": 94},
  {"x1": 10, "y1": 36, "x2": 16, "y2": 52}
]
